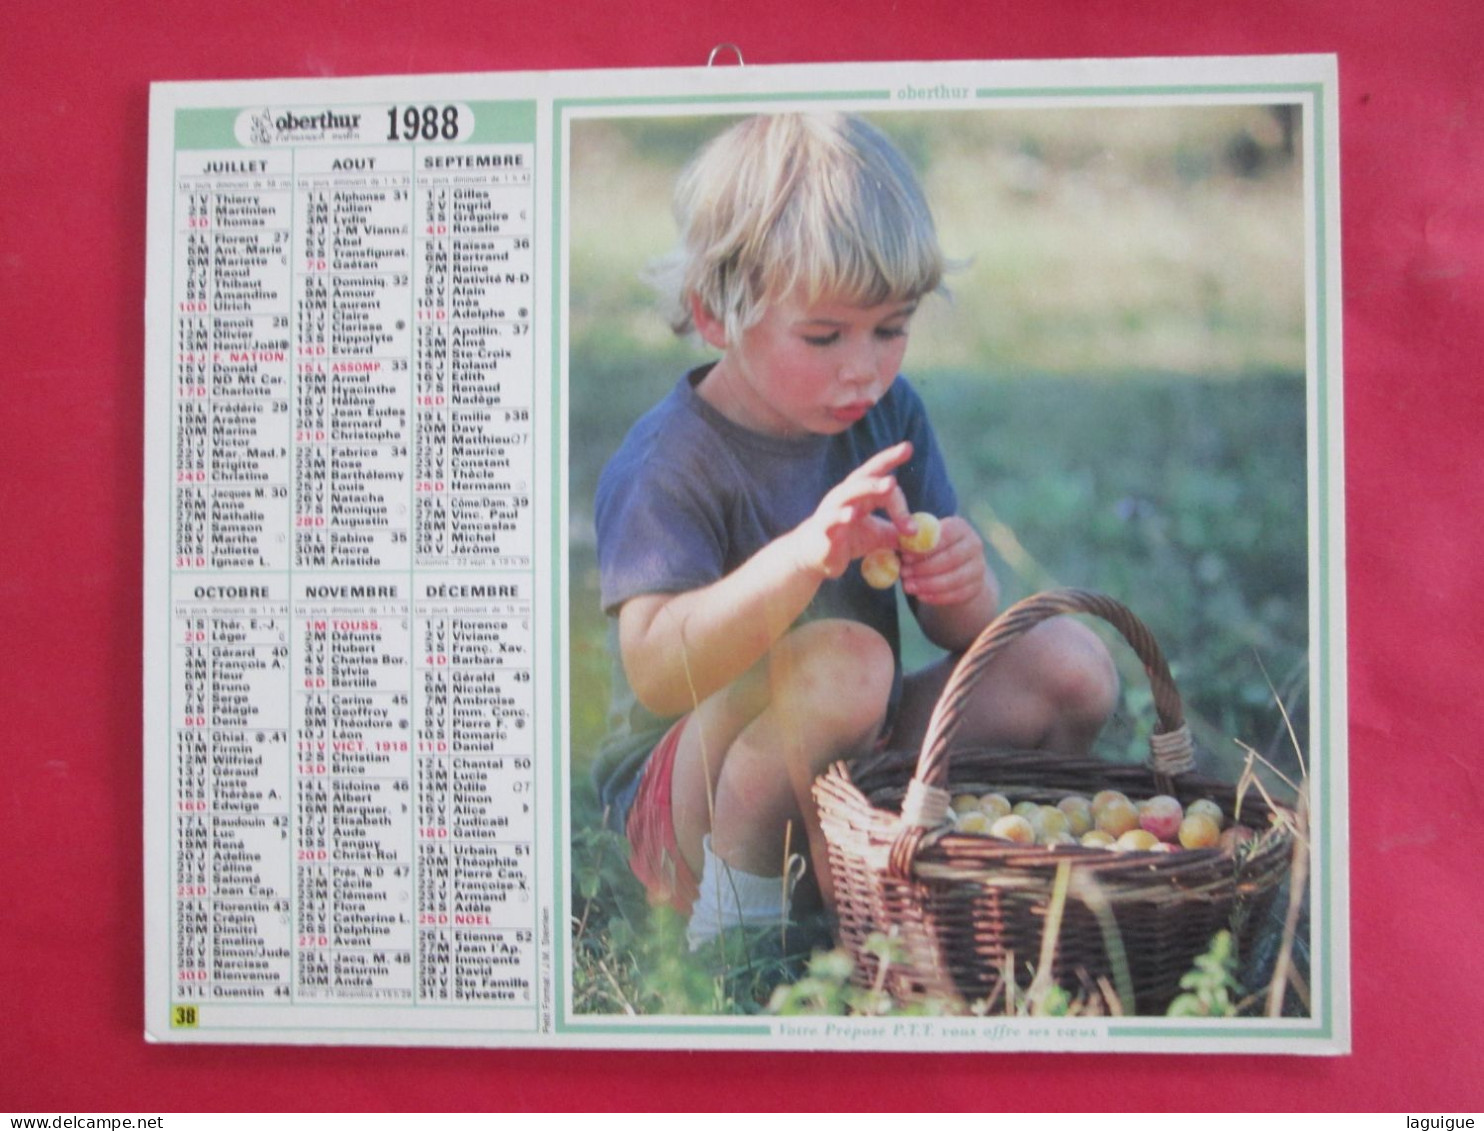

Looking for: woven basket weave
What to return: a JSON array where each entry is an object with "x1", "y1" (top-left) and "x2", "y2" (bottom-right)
[{"x1": 813, "y1": 588, "x2": 1295, "y2": 1014}]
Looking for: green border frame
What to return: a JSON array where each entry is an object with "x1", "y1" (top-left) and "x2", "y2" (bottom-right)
[{"x1": 553, "y1": 78, "x2": 1338, "y2": 1048}]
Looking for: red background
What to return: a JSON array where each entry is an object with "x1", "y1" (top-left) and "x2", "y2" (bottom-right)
[{"x1": 3, "y1": 0, "x2": 1481, "y2": 1112}]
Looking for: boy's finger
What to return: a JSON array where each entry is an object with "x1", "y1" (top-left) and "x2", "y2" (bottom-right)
[
  {"x1": 881, "y1": 481, "x2": 913, "y2": 532},
  {"x1": 902, "y1": 540, "x2": 970, "y2": 577},
  {"x1": 855, "y1": 520, "x2": 905, "y2": 562},
  {"x1": 831, "y1": 444, "x2": 911, "y2": 508},
  {"x1": 903, "y1": 550, "x2": 984, "y2": 598},
  {"x1": 866, "y1": 514, "x2": 902, "y2": 545},
  {"x1": 834, "y1": 514, "x2": 900, "y2": 551},
  {"x1": 837, "y1": 473, "x2": 901, "y2": 509},
  {"x1": 859, "y1": 441, "x2": 913, "y2": 476},
  {"x1": 826, "y1": 510, "x2": 897, "y2": 549},
  {"x1": 905, "y1": 562, "x2": 981, "y2": 604},
  {"x1": 909, "y1": 582, "x2": 980, "y2": 607}
]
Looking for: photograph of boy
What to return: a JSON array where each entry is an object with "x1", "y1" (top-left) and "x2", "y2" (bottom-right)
[
  {"x1": 568, "y1": 104, "x2": 1309, "y2": 1013},
  {"x1": 591, "y1": 113, "x2": 1116, "y2": 949}
]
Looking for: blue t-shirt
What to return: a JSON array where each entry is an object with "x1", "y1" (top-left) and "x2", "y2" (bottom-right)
[{"x1": 590, "y1": 365, "x2": 957, "y2": 820}]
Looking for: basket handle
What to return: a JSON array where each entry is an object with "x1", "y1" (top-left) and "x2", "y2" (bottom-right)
[{"x1": 896, "y1": 589, "x2": 1193, "y2": 835}]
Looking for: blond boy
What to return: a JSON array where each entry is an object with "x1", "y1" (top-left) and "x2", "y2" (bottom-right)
[{"x1": 591, "y1": 114, "x2": 1118, "y2": 948}]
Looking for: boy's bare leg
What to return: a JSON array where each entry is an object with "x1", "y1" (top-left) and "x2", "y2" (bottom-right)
[
  {"x1": 670, "y1": 619, "x2": 894, "y2": 906},
  {"x1": 893, "y1": 617, "x2": 1119, "y2": 759},
  {"x1": 667, "y1": 616, "x2": 1113, "y2": 918}
]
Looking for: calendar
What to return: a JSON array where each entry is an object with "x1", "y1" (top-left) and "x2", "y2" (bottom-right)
[{"x1": 144, "y1": 55, "x2": 1348, "y2": 1052}]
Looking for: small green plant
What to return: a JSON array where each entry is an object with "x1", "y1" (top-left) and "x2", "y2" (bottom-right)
[
  {"x1": 766, "y1": 934, "x2": 953, "y2": 1017},
  {"x1": 1167, "y1": 930, "x2": 1244, "y2": 1017},
  {"x1": 640, "y1": 907, "x2": 737, "y2": 1013},
  {"x1": 1030, "y1": 983, "x2": 1073, "y2": 1017},
  {"x1": 766, "y1": 948, "x2": 859, "y2": 1016}
]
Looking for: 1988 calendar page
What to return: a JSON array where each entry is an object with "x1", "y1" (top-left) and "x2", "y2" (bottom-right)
[{"x1": 144, "y1": 56, "x2": 1348, "y2": 1052}]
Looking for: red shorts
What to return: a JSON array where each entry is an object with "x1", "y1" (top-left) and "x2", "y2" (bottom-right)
[{"x1": 625, "y1": 717, "x2": 701, "y2": 915}]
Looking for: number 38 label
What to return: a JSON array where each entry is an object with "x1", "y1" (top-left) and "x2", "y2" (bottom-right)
[{"x1": 171, "y1": 1005, "x2": 199, "y2": 1028}]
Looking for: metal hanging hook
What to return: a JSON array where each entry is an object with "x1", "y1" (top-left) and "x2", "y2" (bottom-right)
[{"x1": 706, "y1": 43, "x2": 745, "y2": 67}]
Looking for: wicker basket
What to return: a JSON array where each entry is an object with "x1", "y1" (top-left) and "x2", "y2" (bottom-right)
[{"x1": 813, "y1": 588, "x2": 1295, "y2": 1014}]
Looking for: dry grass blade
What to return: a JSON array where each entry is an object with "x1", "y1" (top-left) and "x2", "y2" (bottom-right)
[
  {"x1": 672, "y1": 611, "x2": 716, "y2": 827},
  {"x1": 1267, "y1": 780, "x2": 1310, "y2": 1017},
  {"x1": 871, "y1": 927, "x2": 900, "y2": 998},
  {"x1": 1283, "y1": 954, "x2": 1312, "y2": 1013},
  {"x1": 982, "y1": 510, "x2": 1060, "y2": 593},
  {"x1": 1253, "y1": 649, "x2": 1308, "y2": 780},
  {"x1": 672, "y1": 611, "x2": 732, "y2": 952},
  {"x1": 597, "y1": 958, "x2": 638, "y2": 1016},
  {"x1": 1235, "y1": 739, "x2": 1308, "y2": 848},
  {"x1": 780, "y1": 819, "x2": 794, "y2": 950},
  {"x1": 974, "y1": 977, "x2": 1006, "y2": 1017},
  {"x1": 1096, "y1": 975, "x2": 1125, "y2": 1018},
  {"x1": 1235, "y1": 735, "x2": 1303, "y2": 797},
  {"x1": 1068, "y1": 870, "x2": 1136, "y2": 1014},
  {"x1": 1029, "y1": 860, "x2": 1072, "y2": 1009}
]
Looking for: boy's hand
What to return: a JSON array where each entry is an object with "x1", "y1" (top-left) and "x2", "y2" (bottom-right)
[
  {"x1": 790, "y1": 442, "x2": 915, "y2": 580},
  {"x1": 899, "y1": 515, "x2": 992, "y2": 607}
]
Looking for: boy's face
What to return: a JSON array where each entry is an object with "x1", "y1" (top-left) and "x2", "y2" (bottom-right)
[{"x1": 698, "y1": 291, "x2": 917, "y2": 439}]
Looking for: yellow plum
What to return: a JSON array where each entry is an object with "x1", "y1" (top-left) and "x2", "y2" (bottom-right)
[
  {"x1": 898, "y1": 512, "x2": 942, "y2": 554},
  {"x1": 990, "y1": 815, "x2": 1037, "y2": 845},
  {"x1": 956, "y1": 811, "x2": 992, "y2": 835},
  {"x1": 861, "y1": 549, "x2": 901, "y2": 589},
  {"x1": 1187, "y1": 798, "x2": 1225, "y2": 828},
  {"x1": 1115, "y1": 829, "x2": 1161, "y2": 852},
  {"x1": 1036, "y1": 805, "x2": 1071, "y2": 843},
  {"x1": 978, "y1": 793, "x2": 1012, "y2": 821},
  {"x1": 1094, "y1": 797, "x2": 1140, "y2": 838},
  {"x1": 1178, "y1": 813, "x2": 1221, "y2": 849},
  {"x1": 1056, "y1": 795, "x2": 1094, "y2": 836}
]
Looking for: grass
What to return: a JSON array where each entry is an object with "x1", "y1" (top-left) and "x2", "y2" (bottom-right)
[{"x1": 571, "y1": 815, "x2": 1312, "y2": 1019}]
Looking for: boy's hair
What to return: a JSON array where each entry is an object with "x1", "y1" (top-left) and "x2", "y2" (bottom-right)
[{"x1": 654, "y1": 113, "x2": 946, "y2": 342}]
